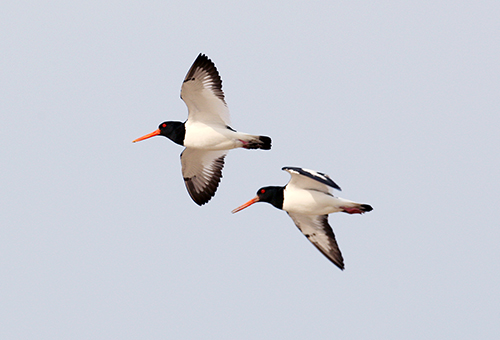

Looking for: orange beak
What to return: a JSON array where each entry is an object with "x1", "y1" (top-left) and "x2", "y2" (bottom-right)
[
  {"x1": 231, "y1": 196, "x2": 260, "y2": 214},
  {"x1": 133, "y1": 129, "x2": 161, "y2": 143}
]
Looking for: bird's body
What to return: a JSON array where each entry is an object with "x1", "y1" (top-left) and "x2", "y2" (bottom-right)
[
  {"x1": 183, "y1": 120, "x2": 261, "y2": 150},
  {"x1": 282, "y1": 187, "x2": 364, "y2": 216},
  {"x1": 133, "y1": 53, "x2": 271, "y2": 205},
  {"x1": 232, "y1": 167, "x2": 372, "y2": 270}
]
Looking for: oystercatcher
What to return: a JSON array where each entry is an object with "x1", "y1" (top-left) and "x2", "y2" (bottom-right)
[
  {"x1": 232, "y1": 167, "x2": 372, "y2": 270},
  {"x1": 133, "y1": 54, "x2": 272, "y2": 205}
]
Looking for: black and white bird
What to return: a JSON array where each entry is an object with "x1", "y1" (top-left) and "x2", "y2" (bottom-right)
[
  {"x1": 232, "y1": 167, "x2": 373, "y2": 270},
  {"x1": 133, "y1": 54, "x2": 271, "y2": 205}
]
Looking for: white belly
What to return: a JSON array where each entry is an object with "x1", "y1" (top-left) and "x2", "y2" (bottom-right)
[
  {"x1": 184, "y1": 122, "x2": 239, "y2": 150},
  {"x1": 282, "y1": 188, "x2": 355, "y2": 215}
]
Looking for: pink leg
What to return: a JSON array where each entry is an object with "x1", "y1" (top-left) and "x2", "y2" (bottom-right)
[
  {"x1": 341, "y1": 206, "x2": 364, "y2": 214},
  {"x1": 239, "y1": 139, "x2": 249, "y2": 148}
]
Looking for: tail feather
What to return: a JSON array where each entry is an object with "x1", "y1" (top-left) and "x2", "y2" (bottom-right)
[
  {"x1": 341, "y1": 203, "x2": 373, "y2": 214},
  {"x1": 243, "y1": 135, "x2": 272, "y2": 150}
]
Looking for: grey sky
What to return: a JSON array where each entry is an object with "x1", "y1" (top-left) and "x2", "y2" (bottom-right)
[{"x1": 2, "y1": 1, "x2": 499, "y2": 339}]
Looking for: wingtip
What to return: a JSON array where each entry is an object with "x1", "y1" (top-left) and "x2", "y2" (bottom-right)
[
  {"x1": 333, "y1": 260, "x2": 345, "y2": 271},
  {"x1": 327, "y1": 256, "x2": 345, "y2": 271},
  {"x1": 194, "y1": 53, "x2": 211, "y2": 64},
  {"x1": 197, "y1": 52, "x2": 205, "y2": 58}
]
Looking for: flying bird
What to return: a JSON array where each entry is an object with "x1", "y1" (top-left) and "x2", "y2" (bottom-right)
[
  {"x1": 232, "y1": 167, "x2": 372, "y2": 270},
  {"x1": 133, "y1": 54, "x2": 272, "y2": 205}
]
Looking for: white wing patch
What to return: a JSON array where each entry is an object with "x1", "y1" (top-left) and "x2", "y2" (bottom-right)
[
  {"x1": 181, "y1": 54, "x2": 231, "y2": 126},
  {"x1": 287, "y1": 212, "x2": 345, "y2": 270},
  {"x1": 181, "y1": 148, "x2": 227, "y2": 205},
  {"x1": 283, "y1": 167, "x2": 341, "y2": 194}
]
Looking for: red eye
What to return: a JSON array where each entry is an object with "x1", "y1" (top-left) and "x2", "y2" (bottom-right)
[
  {"x1": 260, "y1": 189, "x2": 266, "y2": 194},
  {"x1": 162, "y1": 123, "x2": 167, "y2": 128}
]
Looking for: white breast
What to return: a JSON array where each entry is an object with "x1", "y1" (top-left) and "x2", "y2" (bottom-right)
[
  {"x1": 183, "y1": 121, "x2": 238, "y2": 150},
  {"x1": 283, "y1": 187, "x2": 355, "y2": 215}
]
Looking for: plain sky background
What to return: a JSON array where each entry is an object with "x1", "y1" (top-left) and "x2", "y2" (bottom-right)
[{"x1": 2, "y1": 1, "x2": 499, "y2": 339}]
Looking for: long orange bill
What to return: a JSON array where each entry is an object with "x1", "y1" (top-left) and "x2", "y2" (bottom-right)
[
  {"x1": 231, "y1": 196, "x2": 260, "y2": 214},
  {"x1": 133, "y1": 129, "x2": 161, "y2": 143}
]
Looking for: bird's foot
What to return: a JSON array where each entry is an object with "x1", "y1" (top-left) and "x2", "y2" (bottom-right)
[{"x1": 341, "y1": 207, "x2": 364, "y2": 214}]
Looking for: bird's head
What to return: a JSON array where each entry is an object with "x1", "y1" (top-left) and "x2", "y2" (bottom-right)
[
  {"x1": 231, "y1": 186, "x2": 283, "y2": 213},
  {"x1": 133, "y1": 121, "x2": 184, "y2": 145}
]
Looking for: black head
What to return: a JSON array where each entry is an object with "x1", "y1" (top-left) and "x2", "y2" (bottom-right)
[
  {"x1": 158, "y1": 121, "x2": 185, "y2": 145},
  {"x1": 232, "y1": 186, "x2": 284, "y2": 213},
  {"x1": 133, "y1": 121, "x2": 185, "y2": 145},
  {"x1": 255, "y1": 186, "x2": 284, "y2": 209},
  {"x1": 157, "y1": 121, "x2": 173, "y2": 135}
]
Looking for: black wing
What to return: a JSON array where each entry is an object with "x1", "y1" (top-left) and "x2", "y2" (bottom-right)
[
  {"x1": 287, "y1": 212, "x2": 345, "y2": 270},
  {"x1": 181, "y1": 148, "x2": 226, "y2": 206}
]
